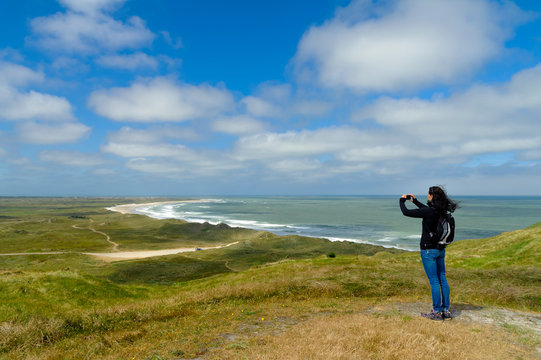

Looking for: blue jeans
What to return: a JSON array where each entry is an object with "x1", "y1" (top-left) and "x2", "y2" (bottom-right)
[{"x1": 420, "y1": 249, "x2": 450, "y2": 312}]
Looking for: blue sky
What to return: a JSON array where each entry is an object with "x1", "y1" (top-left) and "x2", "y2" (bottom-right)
[{"x1": 1, "y1": 0, "x2": 541, "y2": 196}]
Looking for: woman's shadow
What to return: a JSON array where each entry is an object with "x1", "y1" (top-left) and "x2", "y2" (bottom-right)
[{"x1": 450, "y1": 303, "x2": 483, "y2": 317}]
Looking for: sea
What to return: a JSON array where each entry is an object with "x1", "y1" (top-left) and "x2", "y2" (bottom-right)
[{"x1": 133, "y1": 196, "x2": 541, "y2": 251}]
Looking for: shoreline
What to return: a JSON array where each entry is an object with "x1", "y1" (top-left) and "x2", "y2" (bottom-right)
[
  {"x1": 105, "y1": 199, "x2": 213, "y2": 215},
  {"x1": 106, "y1": 199, "x2": 416, "y2": 252},
  {"x1": 0, "y1": 200, "x2": 235, "y2": 261}
]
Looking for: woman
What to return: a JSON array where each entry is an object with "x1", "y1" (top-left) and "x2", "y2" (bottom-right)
[{"x1": 399, "y1": 186, "x2": 457, "y2": 320}]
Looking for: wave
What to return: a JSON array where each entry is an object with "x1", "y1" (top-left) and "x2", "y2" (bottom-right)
[
  {"x1": 322, "y1": 236, "x2": 415, "y2": 251},
  {"x1": 135, "y1": 202, "x2": 304, "y2": 232},
  {"x1": 132, "y1": 199, "x2": 418, "y2": 252}
]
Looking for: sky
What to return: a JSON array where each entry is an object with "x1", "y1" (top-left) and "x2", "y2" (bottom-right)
[{"x1": 1, "y1": 0, "x2": 541, "y2": 196}]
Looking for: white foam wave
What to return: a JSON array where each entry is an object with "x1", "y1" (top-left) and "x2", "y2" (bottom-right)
[
  {"x1": 325, "y1": 236, "x2": 416, "y2": 251},
  {"x1": 130, "y1": 199, "x2": 418, "y2": 252},
  {"x1": 227, "y1": 219, "x2": 292, "y2": 228}
]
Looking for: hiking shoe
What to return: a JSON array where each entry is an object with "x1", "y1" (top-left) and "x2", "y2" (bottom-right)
[
  {"x1": 421, "y1": 310, "x2": 443, "y2": 321},
  {"x1": 442, "y1": 311, "x2": 453, "y2": 320}
]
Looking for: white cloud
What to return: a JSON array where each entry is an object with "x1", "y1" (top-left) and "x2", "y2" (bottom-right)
[
  {"x1": 336, "y1": 144, "x2": 412, "y2": 162},
  {"x1": 355, "y1": 63, "x2": 541, "y2": 159},
  {"x1": 125, "y1": 155, "x2": 243, "y2": 177},
  {"x1": 6, "y1": 157, "x2": 34, "y2": 166},
  {"x1": 29, "y1": 0, "x2": 154, "y2": 54},
  {"x1": 107, "y1": 125, "x2": 199, "y2": 144},
  {"x1": 242, "y1": 96, "x2": 282, "y2": 118},
  {"x1": 212, "y1": 116, "x2": 267, "y2": 135},
  {"x1": 266, "y1": 158, "x2": 323, "y2": 174},
  {"x1": 159, "y1": 55, "x2": 183, "y2": 70},
  {"x1": 89, "y1": 77, "x2": 235, "y2": 122},
  {"x1": 0, "y1": 89, "x2": 74, "y2": 121},
  {"x1": 518, "y1": 149, "x2": 541, "y2": 162},
  {"x1": 0, "y1": 61, "x2": 89, "y2": 145},
  {"x1": 238, "y1": 82, "x2": 333, "y2": 120},
  {"x1": 160, "y1": 31, "x2": 183, "y2": 49},
  {"x1": 102, "y1": 142, "x2": 192, "y2": 158},
  {"x1": 126, "y1": 157, "x2": 186, "y2": 175},
  {"x1": 232, "y1": 58, "x2": 541, "y2": 176},
  {"x1": 96, "y1": 52, "x2": 159, "y2": 70},
  {"x1": 17, "y1": 121, "x2": 90, "y2": 144},
  {"x1": 102, "y1": 126, "x2": 243, "y2": 177},
  {"x1": 51, "y1": 56, "x2": 91, "y2": 74},
  {"x1": 0, "y1": 61, "x2": 44, "y2": 87},
  {"x1": 294, "y1": 0, "x2": 528, "y2": 92},
  {"x1": 106, "y1": 142, "x2": 242, "y2": 177},
  {"x1": 0, "y1": 61, "x2": 74, "y2": 121},
  {"x1": 39, "y1": 150, "x2": 106, "y2": 166},
  {"x1": 291, "y1": 99, "x2": 333, "y2": 117},
  {"x1": 255, "y1": 83, "x2": 292, "y2": 101},
  {"x1": 58, "y1": 0, "x2": 126, "y2": 15},
  {"x1": 103, "y1": 126, "x2": 200, "y2": 158},
  {"x1": 0, "y1": 48, "x2": 25, "y2": 63},
  {"x1": 230, "y1": 126, "x2": 403, "y2": 177},
  {"x1": 234, "y1": 127, "x2": 366, "y2": 161}
]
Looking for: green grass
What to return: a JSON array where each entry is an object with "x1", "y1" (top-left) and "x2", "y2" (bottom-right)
[
  {"x1": 97, "y1": 214, "x2": 260, "y2": 250},
  {"x1": 0, "y1": 197, "x2": 539, "y2": 359},
  {"x1": 0, "y1": 197, "x2": 216, "y2": 252},
  {"x1": 448, "y1": 221, "x2": 541, "y2": 268},
  {"x1": 108, "y1": 255, "x2": 233, "y2": 284}
]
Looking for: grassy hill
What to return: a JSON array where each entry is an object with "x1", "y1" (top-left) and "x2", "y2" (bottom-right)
[{"x1": 0, "y1": 198, "x2": 539, "y2": 359}]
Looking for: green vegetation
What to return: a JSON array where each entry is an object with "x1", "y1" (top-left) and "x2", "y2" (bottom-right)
[{"x1": 0, "y1": 197, "x2": 539, "y2": 359}]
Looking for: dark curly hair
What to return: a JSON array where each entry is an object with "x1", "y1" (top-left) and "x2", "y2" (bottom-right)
[{"x1": 429, "y1": 186, "x2": 458, "y2": 214}]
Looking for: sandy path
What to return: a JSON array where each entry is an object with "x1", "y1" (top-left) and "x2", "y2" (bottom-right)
[
  {"x1": 0, "y1": 242, "x2": 239, "y2": 261},
  {"x1": 72, "y1": 220, "x2": 120, "y2": 251},
  {"x1": 1, "y1": 200, "x2": 235, "y2": 261},
  {"x1": 83, "y1": 241, "x2": 239, "y2": 261}
]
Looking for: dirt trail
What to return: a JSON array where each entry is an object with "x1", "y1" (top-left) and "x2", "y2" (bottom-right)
[
  {"x1": 0, "y1": 240, "x2": 240, "y2": 261},
  {"x1": 367, "y1": 301, "x2": 541, "y2": 336},
  {"x1": 3, "y1": 219, "x2": 239, "y2": 261},
  {"x1": 84, "y1": 241, "x2": 239, "y2": 261},
  {"x1": 72, "y1": 220, "x2": 119, "y2": 252}
]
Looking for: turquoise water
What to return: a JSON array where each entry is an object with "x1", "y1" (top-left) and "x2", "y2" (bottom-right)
[{"x1": 135, "y1": 196, "x2": 541, "y2": 251}]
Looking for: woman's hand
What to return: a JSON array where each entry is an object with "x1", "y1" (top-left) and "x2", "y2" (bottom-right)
[{"x1": 401, "y1": 194, "x2": 416, "y2": 201}]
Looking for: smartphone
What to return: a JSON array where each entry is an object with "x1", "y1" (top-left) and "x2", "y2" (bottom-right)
[{"x1": 405, "y1": 195, "x2": 412, "y2": 200}]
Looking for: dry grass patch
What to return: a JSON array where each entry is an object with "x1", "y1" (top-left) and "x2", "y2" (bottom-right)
[{"x1": 243, "y1": 313, "x2": 538, "y2": 360}]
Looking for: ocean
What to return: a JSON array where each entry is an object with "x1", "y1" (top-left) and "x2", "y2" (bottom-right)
[{"x1": 134, "y1": 196, "x2": 541, "y2": 251}]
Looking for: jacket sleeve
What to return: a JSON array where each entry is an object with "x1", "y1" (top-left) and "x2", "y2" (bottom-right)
[
  {"x1": 412, "y1": 198, "x2": 426, "y2": 209},
  {"x1": 400, "y1": 198, "x2": 431, "y2": 218}
]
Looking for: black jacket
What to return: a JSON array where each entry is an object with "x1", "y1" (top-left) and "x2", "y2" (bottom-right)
[{"x1": 399, "y1": 198, "x2": 439, "y2": 250}]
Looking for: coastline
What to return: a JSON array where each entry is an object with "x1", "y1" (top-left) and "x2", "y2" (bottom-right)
[
  {"x1": 106, "y1": 198, "x2": 417, "y2": 252},
  {"x1": 106, "y1": 196, "x2": 541, "y2": 253},
  {"x1": 105, "y1": 199, "x2": 210, "y2": 215}
]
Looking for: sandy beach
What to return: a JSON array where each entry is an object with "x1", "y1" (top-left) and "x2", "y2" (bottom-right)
[
  {"x1": 105, "y1": 199, "x2": 211, "y2": 215},
  {"x1": 0, "y1": 199, "x2": 236, "y2": 261},
  {"x1": 98, "y1": 199, "x2": 236, "y2": 261}
]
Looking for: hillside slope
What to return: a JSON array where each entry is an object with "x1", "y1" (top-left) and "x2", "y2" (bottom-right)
[{"x1": 0, "y1": 199, "x2": 539, "y2": 359}]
